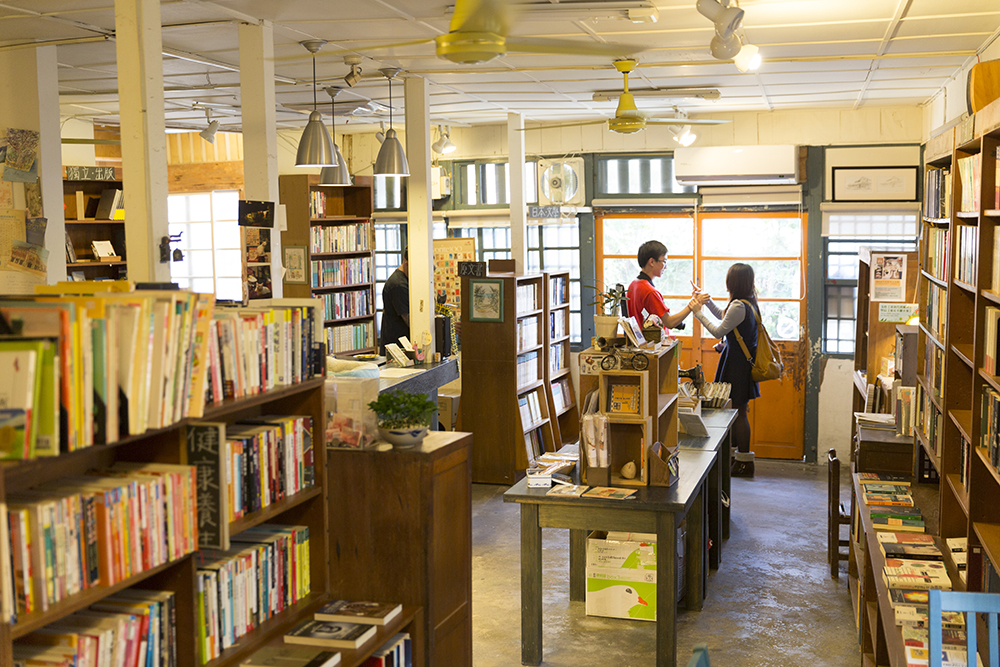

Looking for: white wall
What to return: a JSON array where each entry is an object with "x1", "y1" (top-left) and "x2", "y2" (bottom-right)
[
  {"x1": 923, "y1": 40, "x2": 1000, "y2": 139},
  {"x1": 61, "y1": 118, "x2": 97, "y2": 166},
  {"x1": 818, "y1": 358, "x2": 856, "y2": 462},
  {"x1": 824, "y1": 145, "x2": 922, "y2": 200}
]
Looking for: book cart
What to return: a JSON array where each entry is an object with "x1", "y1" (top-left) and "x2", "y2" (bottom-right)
[
  {"x1": 544, "y1": 271, "x2": 580, "y2": 447},
  {"x1": 461, "y1": 271, "x2": 558, "y2": 484},
  {"x1": 279, "y1": 174, "x2": 376, "y2": 356},
  {"x1": 62, "y1": 166, "x2": 128, "y2": 280}
]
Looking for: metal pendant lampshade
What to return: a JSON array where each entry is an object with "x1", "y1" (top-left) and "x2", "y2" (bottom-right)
[
  {"x1": 295, "y1": 40, "x2": 335, "y2": 167},
  {"x1": 374, "y1": 68, "x2": 409, "y2": 177},
  {"x1": 319, "y1": 145, "x2": 352, "y2": 186}
]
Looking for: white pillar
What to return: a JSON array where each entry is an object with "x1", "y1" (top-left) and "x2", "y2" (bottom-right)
[
  {"x1": 404, "y1": 76, "x2": 435, "y2": 353},
  {"x1": 115, "y1": 0, "x2": 169, "y2": 282},
  {"x1": 0, "y1": 46, "x2": 66, "y2": 285},
  {"x1": 508, "y1": 112, "x2": 527, "y2": 273},
  {"x1": 239, "y1": 20, "x2": 282, "y2": 298}
]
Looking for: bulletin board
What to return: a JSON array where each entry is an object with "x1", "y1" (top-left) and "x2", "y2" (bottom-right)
[{"x1": 433, "y1": 237, "x2": 476, "y2": 309}]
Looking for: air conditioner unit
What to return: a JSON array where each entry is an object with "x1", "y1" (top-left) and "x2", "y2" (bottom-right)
[
  {"x1": 674, "y1": 145, "x2": 800, "y2": 186},
  {"x1": 538, "y1": 158, "x2": 585, "y2": 206}
]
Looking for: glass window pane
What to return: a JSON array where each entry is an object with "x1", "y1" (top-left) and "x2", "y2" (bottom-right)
[
  {"x1": 602, "y1": 217, "x2": 694, "y2": 256},
  {"x1": 187, "y1": 194, "x2": 212, "y2": 222},
  {"x1": 525, "y1": 162, "x2": 538, "y2": 203},
  {"x1": 662, "y1": 299, "x2": 692, "y2": 336},
  {"x1": 213, "y1": 191, "x2": 239, "y2": 220},
  {"x1": 168, "y1": 196, "x2": 188, "y2": 223},
  {"x1": 702, "y1": 217, "x2": 801, "y2": 257},
  {"x1": 604, "y1": 159, "x2": 621, "y2": 194},
  {"x1": 703, "y1": 260, "x2": 800, "y2": 299},
  {"x1": 759, "y1": 301, "x2": 800, "y2": 340},
  {"x1": 191, "y1": 277, "x2": 215, "y2": 294},
  {"x1": 465, "y1": 164, "x2": 476, "y2": 204},
  {"x1": 187, "y1": 222, "x2": 213, "y2": 250},
  {"x1": 216, "y1": 277, "x2": 243, "y2": 301},
  {"x1": 214, "y1": 219, "x2": 240, "y2": 249},
  {"x1": 215, "y1": 249, "x2": 242, "y2": 277},
  {"x1": 186, "y1": 250, "x2": 215, "y2": 277}
]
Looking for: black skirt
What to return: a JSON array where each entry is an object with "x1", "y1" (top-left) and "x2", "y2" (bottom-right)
[{"x1": 714, "y1": 303, "x2": 761, "y2": 408}]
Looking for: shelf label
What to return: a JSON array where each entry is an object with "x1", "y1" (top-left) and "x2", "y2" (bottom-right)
[
  {"x1": 186, "y1": 422, "x2": 230, "y2": 550},
  {"x1": 529, "y1": 205, "x2": 561, "y2": 219},
  {"x1": 64, "y1": 165, "x2": 116, "y2": 181},
  {"x1": 878, "y1": 302, "x2": 918, "y2": 323},
  {"x1": 457, "y1": 261, "x2": 486, "y2": 277}
]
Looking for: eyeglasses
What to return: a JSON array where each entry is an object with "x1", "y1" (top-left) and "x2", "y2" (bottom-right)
[{"x1": 656, "y1": 257, "x2": 667, "y2": 264}]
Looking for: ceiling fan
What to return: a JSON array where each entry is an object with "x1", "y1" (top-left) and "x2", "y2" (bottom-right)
[{"x1": 525, "y1": 59, "x2": 730, "y2": 135}]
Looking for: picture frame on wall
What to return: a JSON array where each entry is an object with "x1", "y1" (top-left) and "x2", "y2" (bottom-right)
[
  {"x1": 283, "y1": 245, "x2": 307, "y2": 284},
  {"x1": 831, "y1": 166, "x2": 919, "y2": 202},
  {"x1": 469, "y1": 278, "x2": 504, "y2": 322}
]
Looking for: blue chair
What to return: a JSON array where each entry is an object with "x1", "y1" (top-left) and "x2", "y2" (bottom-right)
[
  {"x1": 686, "y1": 644, "x2": 710, "y2": 667},
  {"x1": 929, "y1": 589, "x2": 1000, "y2": 667}
]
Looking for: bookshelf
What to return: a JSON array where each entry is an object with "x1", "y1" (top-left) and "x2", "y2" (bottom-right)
[
  {"x1": 62, "y1": 166, "x2": 128, "y2": 280},
  {"x1": 543, "y1": 271, "x2": 579, "y2": 447},
  {"x1": 279, "y1": 174, "x2": 376, "y2": 356},
  {"x1": 460, "y1": 271, "x2": 558, "y2": 484},
  {"x1": 0, "y1": 292, "x2": 332, "y2": 667}
]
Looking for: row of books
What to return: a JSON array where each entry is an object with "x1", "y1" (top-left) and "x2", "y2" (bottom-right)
[
  {"x1": 320, "y1": 289, "x2": 371, "y2": 322},
  {"x1": 916, "y1": 383, "x2": 943, "y2": 457},
  {"x1": 6, "y1": 463, "x2": 197, "y2": 618},
  {"x1": 857, "y1": 472, "x2": 925, "y2": 532},
  {"x1": 549, "y1": 341, "x2": 567, "y2": 373},
  {"x1": 923, "y1": 166, "x2": 952, "y2": 219},
  {"x1": 309, "y1": 221, "x2": 372, "y2": 254},
  {"x1": 956, "y1": 153, "x2": 983, "y2": 213},
  {"x1": 895, "y1": 386, "x2": 916, "y2": 437},
  {"x1": 523, "y1": 427, "x2": 545, "y2": 463},
  {"x1": 549, "y1": 275, "x2": 569, "y2": 307},
  {"x1": 308, "y1": 190, "x2": 365, "y2": 221},
  {"x1": 518, "y1": 389, "x2": 545, "y2": 428},
  {"x1": 0, "y1": 289, "x2": 323, "y2": 459},
  {"x1": 15, "y1": 589, "x2": 176, "y2": 667},
  {"x1": 551, "y1": 378, "x2": 572, "y2": 413},
  {"x1": 983, "y1": 307, "x2": 1000, "y2": 375},
  {"x1": 515, "y1": 350, "x2": 539, "y2": 388},
  {"x1": 196, "y1": 523, "x2": 311, "y2": 664},
  {"x1": 922, "y1": 225, "x2": 949, "y2": 281},
  {"x1": 550, "y1": 310, "x2": 567, "y2": 339},
  {"x1": 953, "y1": 223, "x2": 978, "y2": 285},
  {"x1": 94, "y1": 188, "x2": 126, "y2": 221},
  {"x1": 924, "y1": 342, "x2": 945, "y2": 401},
  {"x1": 311, "y1": 257, "x2": 373, "y2": 289},
  {"x1": 515, "y1": 283, "x2": 538, "y2": 313},
  {"x1": 515, "y1": 315, "x2": 539, "y2": 350},
  {"x1": 324, "y1": 320, "x2": 374, "y2": 354},
  {"x1": 959, "y1": 434, "x2": 973, "y2": 490},
  {"x1": 923, "y1": 282, "x2": 946, "y2": 343},
  {"x1": 981, "y1": 387, "x2": 1000, "y2": 471}
]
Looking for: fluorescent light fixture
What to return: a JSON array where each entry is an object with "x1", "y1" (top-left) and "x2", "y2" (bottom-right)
[
  {"x1": 734, "y1": 42, "x2": 761, "y2": 72},
  {"x1": 374, "y1": 68, "x2": 409, "y2": 177},
  {"x1": 295, "y1": 40, "x2": 335, "y2": 167}
]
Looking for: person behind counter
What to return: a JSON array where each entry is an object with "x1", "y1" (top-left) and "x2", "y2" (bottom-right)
[
  {"x1": 625, "y1": 240, "x2": 697, "y2": 331},
  {"x1": 380, "y1": 246, "x2": 409, "y2": 355}
]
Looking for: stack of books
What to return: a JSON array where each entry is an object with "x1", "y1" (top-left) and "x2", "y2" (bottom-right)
[{"x1": 858, "y1": 473, "x2": 925, "y2": 532}]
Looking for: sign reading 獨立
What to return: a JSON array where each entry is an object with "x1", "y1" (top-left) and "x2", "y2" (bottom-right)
[
  {"x1": 186, "y1": 422, "x2": 229, "y2": 550},
  {"x1": 878, "y1": 302, "x2": 918, "y2": 323},
  {"x1": 63, "y1": 165, "x2": 117, "y2": 181}
]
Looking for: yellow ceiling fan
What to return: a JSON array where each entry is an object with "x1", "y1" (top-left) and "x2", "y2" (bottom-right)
[{"x1": 527, "y1": 59, "x2": 731, "y2": 135}]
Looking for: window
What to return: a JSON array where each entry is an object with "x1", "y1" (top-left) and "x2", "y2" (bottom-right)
[
  {"x1": 595, "y1": 155, "x2": 694, "y2": 197},
  {"x1": 457, "y1": 160, "x2": 538, "y2": 207},
  {"x1": 374, "y1": 176, "x2": 404, "y2": 211},
  {"x1": 374, "y1": 223, "x2": 404, "y2": 340},
  {"x1": 167, "y1": 191, "x2": 243, "y2": 299},
  {"x1": 821, "y1": 207, "x2": 919, "y2": 354}
]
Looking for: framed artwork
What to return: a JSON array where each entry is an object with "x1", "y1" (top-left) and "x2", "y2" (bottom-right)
[
  {"x1": 831, "y1": 166, "x2": 919, "y2": 202},
  {"x1": 469, "y1": 278, "x2": 504, "y2": 322},
  {"x1": 284, "y1": 245, "x2": 307, "y2": 284}
]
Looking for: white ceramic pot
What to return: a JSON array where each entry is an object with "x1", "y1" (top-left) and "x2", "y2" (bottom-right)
[
  {"x1": 378, "y1": 426, "x2": 429, "y2": 448},
  {"x1": 594, "y1": 314, "x2": 620, "y2": 340}
]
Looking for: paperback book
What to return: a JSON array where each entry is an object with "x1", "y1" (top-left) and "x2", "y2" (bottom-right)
[
  {"x1": 889, "y1": 588, "x2": 929, "y2": 609},
  {"x1": 882, "y1": 558, "x2": 952, "y2": 590},
  {"x1": 880, "y1": 543, "x2": 944, "y2": 561},
  {"x1": 871, "y1": 516, "x2": 926, "y2": 533},
  {"x1": 863, "y1": 492, "x2": 914, "y2": 507},
  {"x1": 546, "y1": 484, "x2": 589, "y2": 498},
  {"x1": 243, "y1": 646, "x2": 342, "y2": 667},
  {"x1": 876, "y1": 532, "x2": 935, "y2": 546},
  {"x1": 284, "y1": 620, "x2": 377, "y2": 650},
  {"x1": 581, "y1": 486, "x2": 636, "y2": 500},
  {"x1": 314, "y1": 600, "x2": 402, "y2": 626},
  {"x1": 857, "y1": 472, "x2": 911, "y2": 486}
]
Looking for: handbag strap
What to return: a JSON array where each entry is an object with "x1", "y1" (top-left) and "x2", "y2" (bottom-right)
[{"x1": 731, "y1": 299, "x2": 759, "y2": 363}]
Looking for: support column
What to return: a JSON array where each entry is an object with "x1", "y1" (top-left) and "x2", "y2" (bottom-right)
[
  {"x1": 239, "y1": 20, "x2": 282, "y2": 297},
  {"x1": 404, "y1": 75, "x2": 435, "y2": 352},
  {"x1": 115, "y1": 0, "x2": 169, "y2": 282},
  {"x1": 508, "y1": 112, "x2": 527, "y2": 273},
  {"x1": 0, "y1": 45, "x2": 65, "y2": 285}
]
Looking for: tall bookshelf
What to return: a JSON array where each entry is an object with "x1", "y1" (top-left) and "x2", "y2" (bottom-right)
[
  {"x1": 543, "y1": 271, "x2": 579, "y2": 446},
  {"x1": 461, "y1": 271, "x2": 557, "y2": 484},
  {"x1": 62, "y1": 166, "x2": 128, "y2": 279},
  {"x1": 279, "y1": 174, "x2": 376, "y2": 356}
]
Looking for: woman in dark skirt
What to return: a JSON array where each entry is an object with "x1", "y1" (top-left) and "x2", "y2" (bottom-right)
[{"x1": 690, "y1": 263, "x2": 761, "y2": 477}]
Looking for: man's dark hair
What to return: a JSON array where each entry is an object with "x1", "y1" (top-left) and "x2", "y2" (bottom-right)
[
  {"x1": 637, "y1": 240, "x2": 667, "y2": 269},
  {"x1": 402, "y1": 245, "x2": 408, "y2": 262}
]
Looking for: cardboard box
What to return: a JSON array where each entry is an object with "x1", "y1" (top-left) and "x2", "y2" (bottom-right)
[{"x1": 438, "y1": 390, "x2": 460, "y2": 431}]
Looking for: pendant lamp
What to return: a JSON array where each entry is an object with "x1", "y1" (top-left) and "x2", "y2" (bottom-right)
[
  {"x1": 295, "y1": 40, "x2": 335, "y2": 168},
  {"x1": 374, "y1": 68, "x2": 409, "y2": 177},
  {"x1": 319, "y1": 86, "x2": 352, "y2": 186}
]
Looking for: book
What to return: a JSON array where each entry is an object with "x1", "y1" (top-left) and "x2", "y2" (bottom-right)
[
  {"x1": 608, "y1": 384, "x2": 640, "y2": 413},
  {"x1": 888, "y1": 588, "x2": 930, "y2": 609},
  {"x1": 864, "y1": 492, "x2": 913, "y2": 507},
  {"x1": 314, "y1": 600, "x2": 402, "y2": 626},
  {"x1": 946, "y1": 537, "x2": 968, "y2": 552},
  {"x1": 91, "y1": 240, "x2": 117, "y2": 260},
  {"x1": 546, "y1": 484, "x2": 589, "y2": 497},
  {"x1": 862, "y1": 483, "x2": 912, "y2": 496},
  {"x1": 871, "y1": 516, "x2": 926, "y2": 532},
  {"x1": 880, "y1": 543, "x2": 943, "y2": 561},
  {"x1": 882, "y1": 558, "x2": 952, "y2": 590},
  {"x1": 857, "y1": 472, "x2": 912, "y2": 486},
  {"x1": 242, "y1": 646, "x2": 342, "y2": 667},
  {"x1": 869, "y1": 505, "x2": 923, "y2": 519},
  {"x1": 284, "y1": 619, "x2": 377, "y2": 650},
  {"x1": 581, "y1": 486, "x2": 636, "y2": 500},
  {"x1": 876, "y1": 532, "x2": 935, "y2": 545}
]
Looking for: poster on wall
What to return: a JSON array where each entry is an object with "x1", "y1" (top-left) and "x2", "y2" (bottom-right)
[
  {"x1": 871, "y1": 253, "x2": 907, "y2": 302},
  {"x1": 433, "y1": 237, "x2": 476, "y2": 310}
]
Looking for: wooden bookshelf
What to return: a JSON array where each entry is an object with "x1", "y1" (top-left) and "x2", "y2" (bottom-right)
[
  {"x1": 543, "y1": 271, "x2": 579, "y2": 446},
  {"x1": 460, "y1": 271, "x2": 558, "y2": 483},
  {"x1": 279, "y1": 174, "x2": 376, "y2": 356},
  {"x1": 62, "y1": 166, "x2": 128, "y2": 280}
]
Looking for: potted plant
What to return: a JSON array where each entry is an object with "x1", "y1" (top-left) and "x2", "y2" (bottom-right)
[
  {"x1": 589, "y1": 282, "x2": 629, "y2": 340},
  {"x1": 368, "y1": 389, "x2": 438, "y2": 448}
]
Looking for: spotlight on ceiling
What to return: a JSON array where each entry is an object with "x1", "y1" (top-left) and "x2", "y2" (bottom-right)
[
  {"x1": 198, "y1": 109, "x2": 219, "y2": 144},
  {"x1": 696, "y1": 0, "x2": 744, "y2": 39},
  {"x1": 375, "y1": 121, "x2": 386, "y2": 144},
  {"x1": 344, "y1": 67, "x2": 362, "y2": 89},
  {"x1": 734, "y1": 41, "x2": 761, "y2": 72},
  {"x1": 669, "y1": 125, "x2": 697, "y2": 147},
  {"x1": 710, "y1": 31, "x2": 742, "y2": 60},
  {"x1": 431, "y1": 125, "x2": 457, "y2": 154}
]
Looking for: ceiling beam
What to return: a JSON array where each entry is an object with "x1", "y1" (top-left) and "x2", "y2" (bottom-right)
[{"x1": 855, "y1": 0, "x2": 914, "y2": 109}]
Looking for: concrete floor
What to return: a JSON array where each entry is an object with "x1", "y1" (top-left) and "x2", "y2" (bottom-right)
[{"x1": 470, "y1": 459, "x2": 860, "y2": 667}]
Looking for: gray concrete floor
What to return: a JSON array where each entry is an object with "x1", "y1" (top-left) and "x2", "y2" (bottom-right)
[{"x1": 471, "y1": 459, "x2": 860, "y2": 667}]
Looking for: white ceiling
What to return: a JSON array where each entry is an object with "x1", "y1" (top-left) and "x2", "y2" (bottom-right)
[{"x1": 2, "y1": 0, "x2": 999, "y2": 134}]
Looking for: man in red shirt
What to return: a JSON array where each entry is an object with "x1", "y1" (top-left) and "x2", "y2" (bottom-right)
[{"x1": 626, "y1": 240, "x2": 697, "y2": 332}]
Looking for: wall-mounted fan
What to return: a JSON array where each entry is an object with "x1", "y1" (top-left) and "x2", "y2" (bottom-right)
[
  {"x1": 528, "y1": 59, "x2": 731, "y2": 135},
  {"x1": 538, "y1": 158, "x2": 585, "y2": 206}
]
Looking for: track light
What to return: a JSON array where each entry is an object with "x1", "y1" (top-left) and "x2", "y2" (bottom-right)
[
  {"x1": 696, "y1": 0, "x2": 744, "y2": 39},
  {"x1": 375, "y1": 121, "x2": 386, "y2": 144},
  {"x1": 344, "y1": 64, "x2": 362, "y2": 88},
  {"x1": 374, "y1": 68, "x2": 409, "y2": 177},
  {"x1": 669, "y1": 125, "x2": 697, "y2": 147},
  {"x1": 431, "y1": 125, "x2": 457, "y2": 154},
  {"x1": 198, "y1": 109, "x2": 219, "y2": 144},
  {"x1": 295, "y1": 40, "x2": 335, "y2": 167},
  {"x1": 710, "y1": 31, "x2": 742, "y2": 60},
  {"x1": 734, "y1": 41, "x2": 761, "y2": 72}
]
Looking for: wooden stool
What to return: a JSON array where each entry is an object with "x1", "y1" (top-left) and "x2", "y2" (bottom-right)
[{"x1": 828, "y1": 448, "x2": 851, "y2": 579}]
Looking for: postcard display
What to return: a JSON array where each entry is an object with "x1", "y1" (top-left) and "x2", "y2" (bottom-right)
[{"x1": 2, "y1": 127, "x2": 49, "y2": 293}]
